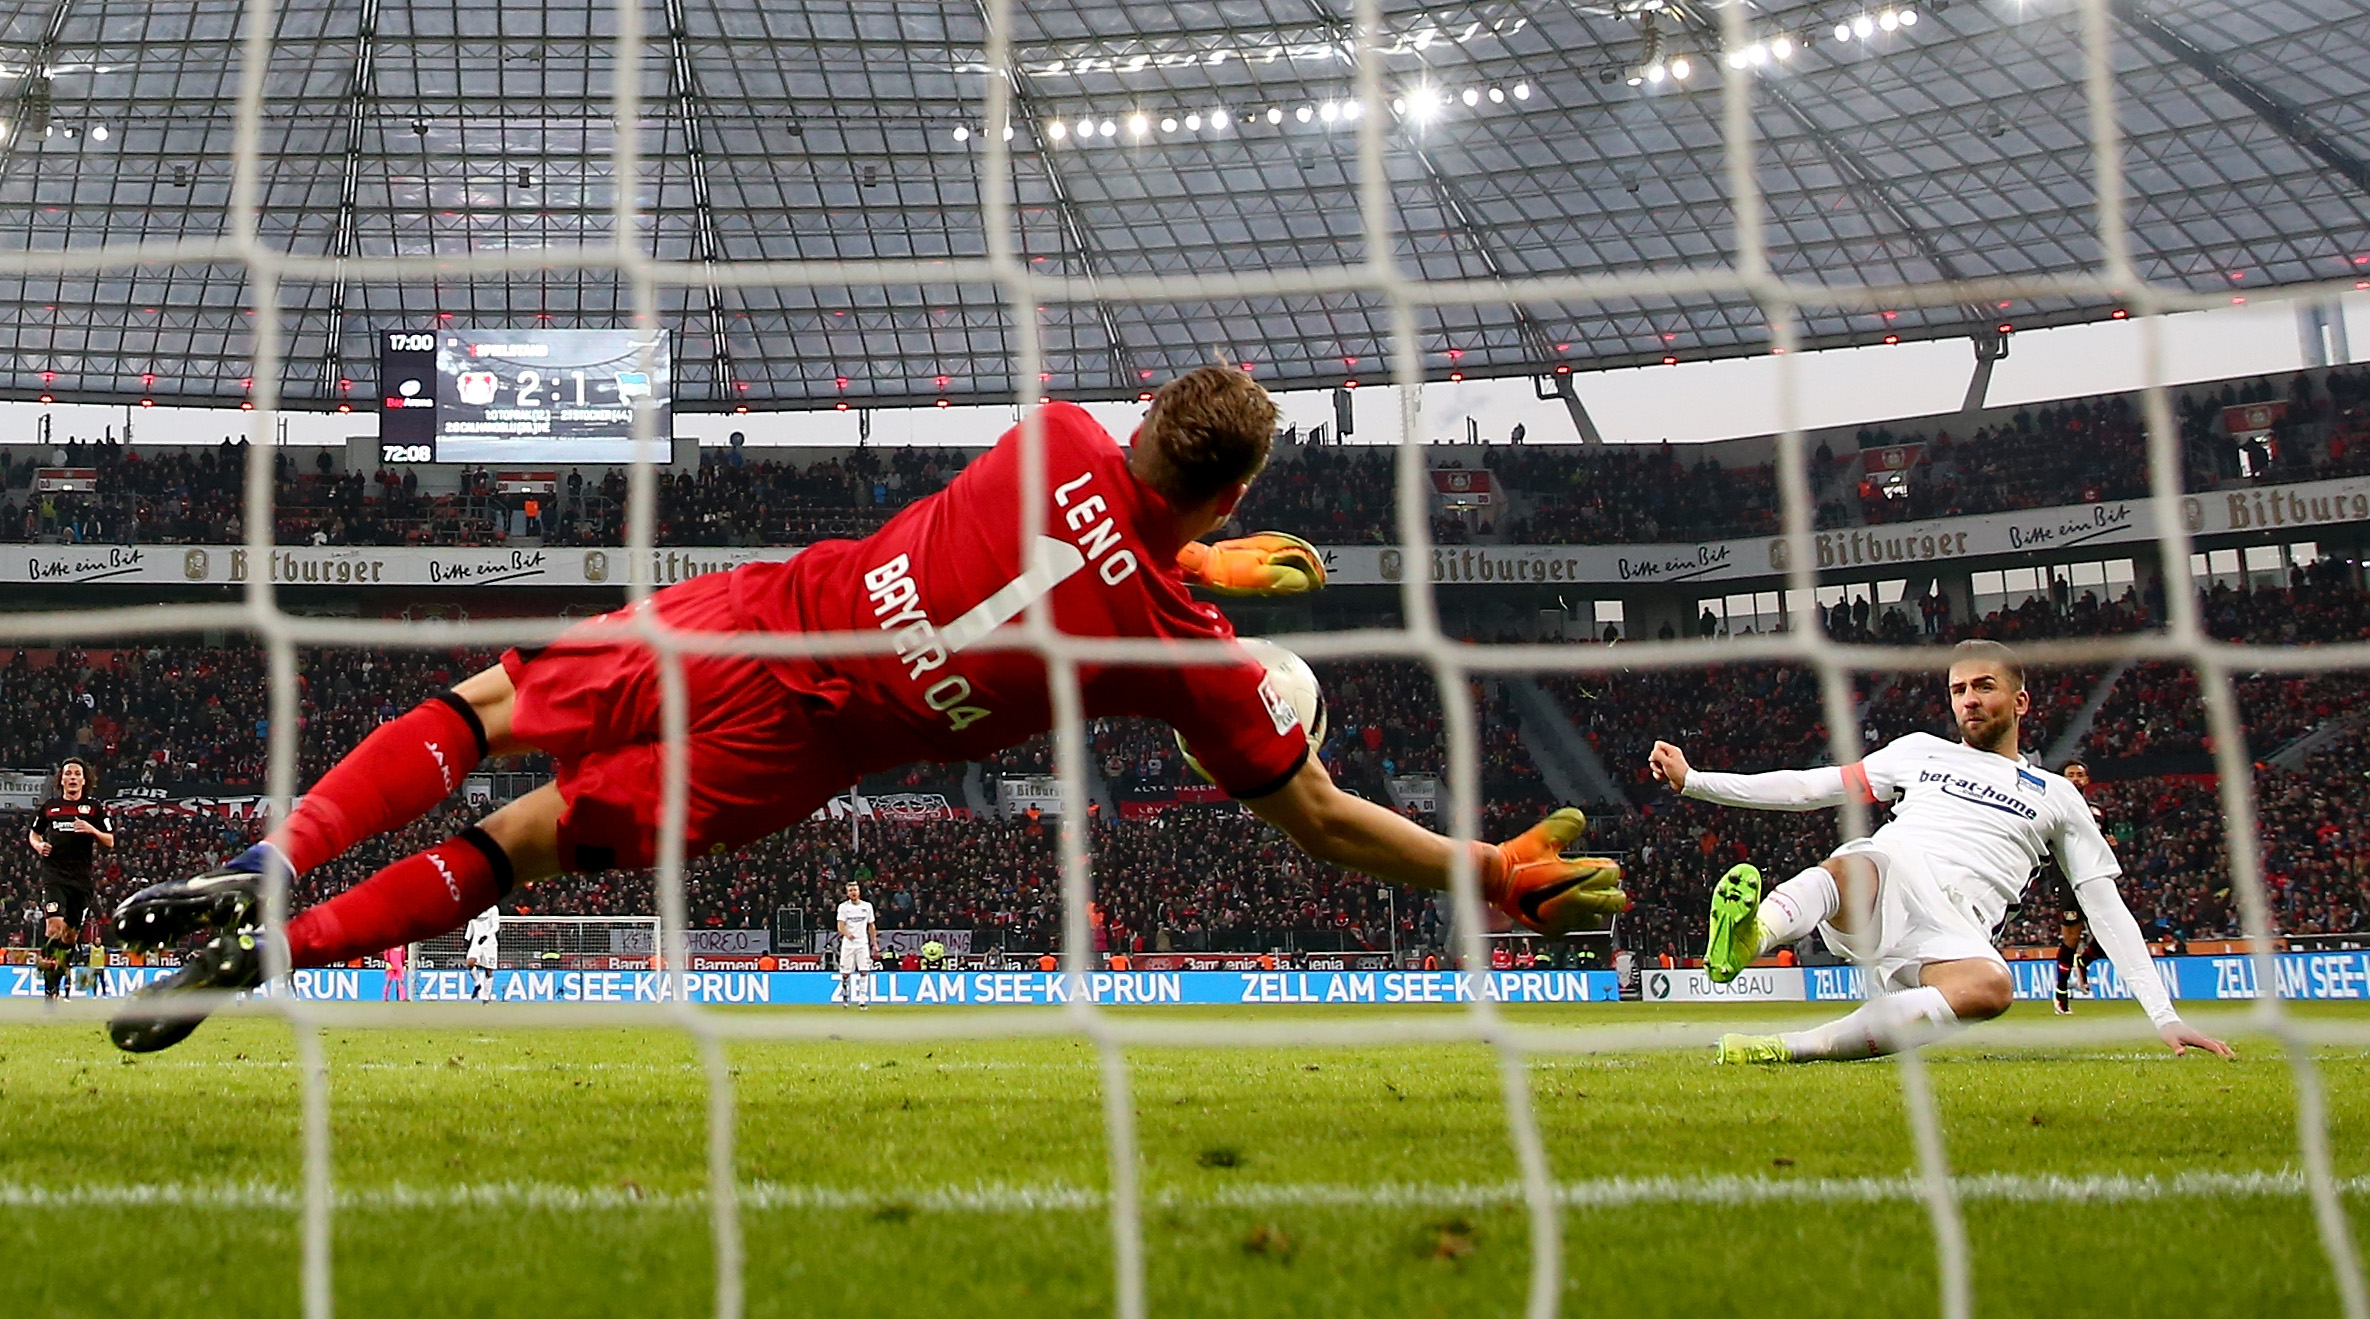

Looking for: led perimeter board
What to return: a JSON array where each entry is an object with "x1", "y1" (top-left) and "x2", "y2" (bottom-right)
[{"x1": 377, "y1": 328, "x2": 672, "y2": 464}]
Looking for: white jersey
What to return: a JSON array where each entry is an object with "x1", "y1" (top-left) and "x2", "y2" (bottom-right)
[
  {"x1": 836, "y1": 899, "x2": 877, "y2": 947},
  {"x1": 1685, "y1": 733, "x2": 2115, "y2": 940},
  {"x1": 464, "y1": 907, "x2": 501, "y2": 962},
  {"x1": 1682, "y1": 730, "x2": 2183, "y2": 1026}
]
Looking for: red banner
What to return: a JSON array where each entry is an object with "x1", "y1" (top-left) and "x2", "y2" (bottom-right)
[
  {"x1": 1861, "y1": 443, "x2": 1923, "y2": 473},
  {"x1": 2223, "y1": 401, "x2": 2289, "y2": 435},
  {"x1": 1429, "y1": 469, "x2": 1494, "y2": 505}
]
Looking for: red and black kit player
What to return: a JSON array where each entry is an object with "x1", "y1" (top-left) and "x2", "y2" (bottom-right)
[
  {"x1": 109, "y1": 367, "x2": 1628, "y2": 1050},
  {"x1": 27, "y1": 757, "x2": 114, "y2": 1000},
  {"x1": 2052, "y1": 758, "x2": 2108, "y2": 1014}
]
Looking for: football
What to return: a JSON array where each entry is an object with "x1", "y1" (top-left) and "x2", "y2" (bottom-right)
[{"x1": 1177, "y1": 637, "x2": 1327, "y2": 784}]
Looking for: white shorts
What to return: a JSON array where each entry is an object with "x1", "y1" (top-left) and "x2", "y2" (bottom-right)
[
  {"x1": 838, "y1": 942, "x2": 875, "y2": 974},
  {"x1": 468, "y1": 944, "x2": 498, "y2": 968},
  {"x1": 1820, "y1": 836, "x2": 2007, "y2": 995}
]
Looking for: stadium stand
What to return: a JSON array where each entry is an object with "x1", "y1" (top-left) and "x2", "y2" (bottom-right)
[
  {"x1": 6, "y1": 556, "x2": 2366, "y2": 960},
  {"x1": 5, "y1": 357, "x2": 2367, "y2": 965},
  {"x1": 6, "y1": 361, "x2": 2365, "y2": 552}
]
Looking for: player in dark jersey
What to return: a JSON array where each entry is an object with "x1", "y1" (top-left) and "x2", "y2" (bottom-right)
[
  {"x1": 2052, "y1": 759, "x2": 2107, "y2": 1014},
  {"x1": 27, "y1": 758, "x2": 114, "y2": 1000},
  {"x1": 108, "y1": 367, "x2": 1627, "y2": 1050}
]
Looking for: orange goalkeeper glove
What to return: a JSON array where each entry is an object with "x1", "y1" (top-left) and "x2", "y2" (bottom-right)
[
  {"x1": 1176, "y1": 532, "x2": 1327, "y2": 597},
  {"x1": 1478, "y1": 808, "x2": 1628, "y2": 937}
]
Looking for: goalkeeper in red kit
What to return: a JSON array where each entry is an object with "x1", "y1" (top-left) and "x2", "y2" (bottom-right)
[{"x1": 109, "y1": 367, "x2": 1625, "y2": 1051}]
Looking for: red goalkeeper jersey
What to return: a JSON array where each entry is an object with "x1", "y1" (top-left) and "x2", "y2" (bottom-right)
[{"x1": 727, "y1": 402, "x2": 1310, "y2": 798}]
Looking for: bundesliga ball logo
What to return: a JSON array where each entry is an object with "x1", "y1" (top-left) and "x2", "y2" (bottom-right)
[{"x1": 1176, "y1": 638, "x2": 1326, "y2": 784}]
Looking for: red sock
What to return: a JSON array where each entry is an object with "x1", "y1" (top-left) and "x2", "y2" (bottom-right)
[
  {"x1": 287, "y1": 829, "x2": 512, "y2": 969},
  {"x1": 273, "y1": 693, "x2": 486, "y2": 874}
]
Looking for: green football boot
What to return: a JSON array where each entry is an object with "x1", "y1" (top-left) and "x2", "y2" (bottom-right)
[
  {"x1": 1715, "y1": 1033, "x2": 1791, "y2": 1065},
  {"x1": 1702, "y1": 862, "x2": 1764, "y2": 983}
]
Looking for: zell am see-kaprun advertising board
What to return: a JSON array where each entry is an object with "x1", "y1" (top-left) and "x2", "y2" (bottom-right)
[{"x1": 18, "y1": 955, "x2": 2370, "y2": 1003}]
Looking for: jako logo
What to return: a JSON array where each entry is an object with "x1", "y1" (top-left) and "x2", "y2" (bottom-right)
[
  {"x1": 426, "y1": 740, "x2": 453, "y2": 790},
  {"x1": 428, "y1": 851, "x2": 461, "y2": 903}
]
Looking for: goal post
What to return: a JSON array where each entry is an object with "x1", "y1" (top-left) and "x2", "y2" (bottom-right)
[{"x1": 409, "y1": 915, "x2": 664, "y2": 970}]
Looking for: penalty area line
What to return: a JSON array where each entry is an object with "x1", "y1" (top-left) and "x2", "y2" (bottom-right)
[{"x1": 5, "y1": 1170, "x2": 2367, "y2": 1216}]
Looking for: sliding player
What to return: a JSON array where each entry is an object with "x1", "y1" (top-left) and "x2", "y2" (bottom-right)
[
  {"x1": 28, "y1": 759, "x2": 112, "y2": 1001},
  {"x1": 2051, "y1": 758, "x2": 2107, "y2": 1014},
  {"x1": 109, "y1": 367, "x2": 1627, "y2": 1050},
  {"x1": 1650, "y1": 640, "x2": 2230, "y2": 1065}
]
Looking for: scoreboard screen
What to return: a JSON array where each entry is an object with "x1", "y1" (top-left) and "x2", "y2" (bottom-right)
[{"x1": 377, "y1": 328, "x2": 672, "y2": 464}]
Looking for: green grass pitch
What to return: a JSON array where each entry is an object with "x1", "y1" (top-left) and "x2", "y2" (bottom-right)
[{"x1": 3, "y1": 1002, "x2": 2366, "y2": 1317}]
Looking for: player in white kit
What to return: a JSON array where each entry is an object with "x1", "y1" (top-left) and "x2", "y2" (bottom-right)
[
  {"x1": 463, "y1": 906, "x2": 500, "y2": 1002},
  {"x1": 835, "y1": 881, "x2": 878, "y2": 1009},
  {"x1": 1649, "y1": 640, "x2": 2232, "y2": 1065}
]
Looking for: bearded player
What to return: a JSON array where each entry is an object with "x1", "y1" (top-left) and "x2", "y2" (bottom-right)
[
  {"x1": 1649, "y1": 640, "x2": 2230, "y2": 1065},
  {"x1": 109, "y1": 367, "x2": 1626, "y2": 1050}
]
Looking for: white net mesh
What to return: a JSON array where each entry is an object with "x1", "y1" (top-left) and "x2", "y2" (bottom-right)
[{"x1": 2, "y1": 0, "x2": 2368, "y2": 1316}]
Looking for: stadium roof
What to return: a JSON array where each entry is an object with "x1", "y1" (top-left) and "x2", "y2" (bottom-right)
[{"x1": 0, "y1": 0, "x2": 2363, "y2": 411}]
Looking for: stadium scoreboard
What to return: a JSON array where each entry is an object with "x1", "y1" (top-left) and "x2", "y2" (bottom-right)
[{"x1": 377, "y1": 328, "x2": 672, "y2": 465}]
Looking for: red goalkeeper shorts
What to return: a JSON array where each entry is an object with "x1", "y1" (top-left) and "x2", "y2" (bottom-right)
[{"x1": 501, "y1": 571, "x2": 851, "y2": 873}]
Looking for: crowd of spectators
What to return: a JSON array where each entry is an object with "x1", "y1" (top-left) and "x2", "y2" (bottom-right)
[
  {"x1": 1309, "y1": 661, "x2": 1543, "y2": 801},
  {"x1": 1227, "y1": 444, "x2": 1402, "y2": 546},
  {"x1": 8, "y1": 363, "x2": 2363, "y2": 552},
  {"x1": 6, "y1": 718, "x2": 2362, "y2": 967},
  {"x1": 982, "y1": 717, "x2": 1184, "y2": 786},
  {"x1": 5, "y1": 562, "x2": 2367, "y2": 962},
  {"x1": 18, "y1": 712, "x2": 2357, "y2": 960},
  {"x1": 1837, "y1": 367, "x2": 2370, "y2": 530},
  {"x1": 5, "y1": 797, "x2": 1420, "y2": 957},
  {"x1": 0, "y1": 644, "x2": 546, "y2": 789},
  {"x1": 2190, "y1": 367, "x2": 2370, "y2": 487},
  {"x1": 976, "y1": 659, "x2": 1549, "y2": 805},
  {"x1": 2070, "y1": 563, "x2": 2370, "y2": 765},
  {"x1": 2, "y1": 452, "x2": 2366, "y2": 962},
  {"x1": 1847, "y1": 395, "x2": 2151, "y2": 527},
  {"x1": 4, "y1": 359, "x2": 2370, "y2": 956},
  {"x1": 544, "y1": 446, "x2": 969, "y2": 548},
  {"x1": 0, "y1": 441, "x2": 966, "y2": 550},
  {"x1": 1496, "y1": 445, "x2": 1782, "y2": 543}
]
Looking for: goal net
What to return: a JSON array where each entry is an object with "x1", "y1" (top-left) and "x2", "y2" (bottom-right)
[
  {"x1": 2, "y1": 1, "x2": 2364, "y2": 1318},
  {"x1": 409, "y1": 916, "x2": 662, "y2": 971}
]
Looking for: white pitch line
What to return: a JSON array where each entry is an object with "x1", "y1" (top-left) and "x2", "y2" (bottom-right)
[{"x1": 5, "y1": 1170, "x2": 2366, "y2": 1216}]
